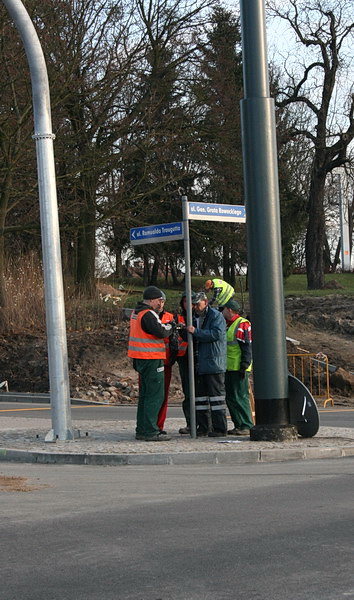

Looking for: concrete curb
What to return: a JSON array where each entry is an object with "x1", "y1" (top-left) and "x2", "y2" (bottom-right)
[
  {"x1": 1, "y1": 444, "x2": 354, "y2": 466},
  {"x1": 0, "y1": 392, "x2": 106, "y2": 406}
]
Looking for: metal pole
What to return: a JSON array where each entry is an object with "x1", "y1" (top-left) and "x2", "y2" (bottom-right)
[
  {"x1": 181, "y1": 195, "x2": 196, "y2": 439},
  {"x1": 2, "y1": 0, "x2": 73, "y2": 441},
  {"x1": 239, "y1": 0, "x2": 296, "y2": 440},
  {"x1": 337, "y1": 174, "x2": 351, "y2": 272}
]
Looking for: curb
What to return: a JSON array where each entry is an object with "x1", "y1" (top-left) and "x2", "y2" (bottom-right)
[
  {"x1": 1, "y1": 444, "x2": 354, "y2": 466},
  {"x1": 0, "y1": 392, "x2": 106, "y2": 406}
]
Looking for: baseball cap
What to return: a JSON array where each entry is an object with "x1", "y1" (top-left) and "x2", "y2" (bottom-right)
[
  {"x1": 223, "y1": 299, "x2": 240, "y2": 312},
  {"x1": 192, "y1": 291, "x2": 207, "y2": 303}
]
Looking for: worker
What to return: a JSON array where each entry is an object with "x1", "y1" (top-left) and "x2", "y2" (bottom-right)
[
  {"x1": 186, "y1": 291, "x2": 227, "y2": 437},
  {"x1": 204, "y1": 278, "x2": 235, "y2": 308},
  {"x1": 157, "y1": 300, "x2": 179, "y2": 434},
  {"x1": 127, "y1": 286, "x2": 173, "y2": 441},
  {"x1": 222, "y1": 299, "x2": 253, "y2": 436}
]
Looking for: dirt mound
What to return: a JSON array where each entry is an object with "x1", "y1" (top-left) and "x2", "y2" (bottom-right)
[
  {"x1": 0, "y1": 295, "x2": 352, "y2": 402},
  {"x1": 285, "y1": 295, "x2": 354, "y2": 374}
]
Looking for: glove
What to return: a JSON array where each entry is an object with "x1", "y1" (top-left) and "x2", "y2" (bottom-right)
[{"x1": 239, "y1": 368, "x2": 246, "y2": 380}]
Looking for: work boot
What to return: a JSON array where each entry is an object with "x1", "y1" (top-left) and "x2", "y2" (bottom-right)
[
  {"x1": 227, "y1": 428, "x2": 239, "y2": 436},
  {"x1": 144, "y1": 433, "x2": 171, "y2": 441},
  {"x1": 178, "y1": 426, "x2": 191, "y2": 435},
  {"x1": 233, "y1": 428, "x2": 250, "y2": 436},
  {"x1": 207, "y1": 431, "x2": 227, "y2": 437},
  {"x1": 196, "y1": 430, "x2": 208, "y2": 437}
]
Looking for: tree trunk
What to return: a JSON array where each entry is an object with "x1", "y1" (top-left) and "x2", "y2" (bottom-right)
[
  {"x1": 222, "y1": 244, "x2": 230, "y2": 282},
  {"x1": 150, "y1": 256, "x2": 159, "y2": 286},
  {"x1": 76, "y1": 201, "x2": 96, "y2": 295},
  {"x1": 305, "y1": 168, "x2": 326, "y2": 289},
  {"x1": 230, "y1": 248, "x2": 237, "y2": 287},
  {"x1": 143, "y1": 253, "x2": 150, "y2": 286},
  {"x1": 75, "y1": 170, "x2": 98, "y2": 295},
  {"x1": 170, "y1": 261, "x2": 180, "y2": 286}
]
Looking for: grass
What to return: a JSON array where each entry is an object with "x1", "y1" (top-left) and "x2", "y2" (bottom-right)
[
  {"x1": 3, "y1": 254, "x2": 352, "y2": 335},
  {"x1": 121, "y1": 272, "x2": 354, "y2": 312},
  {"x1": 284, "y1": 273, "x2": 354, "y2": 296}
]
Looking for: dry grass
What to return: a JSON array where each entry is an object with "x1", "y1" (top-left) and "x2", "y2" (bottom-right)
[
  {"x1": 2, "y1": 254, "x2": 127, "y2": 334},
  {"x1": 3, "y1": 254, "x2": 46, "y2": 333}
]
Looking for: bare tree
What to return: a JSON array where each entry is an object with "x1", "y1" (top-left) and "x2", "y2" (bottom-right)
[
  {"x1": 268, "y1": 0, "x2": 354, "y2": 288},
  {"x1": 0, "y1": 8, "x2": 39, "y2": 308}
]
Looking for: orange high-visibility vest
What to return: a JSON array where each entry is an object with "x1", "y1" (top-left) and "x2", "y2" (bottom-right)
[
  {"x1": 128, "y1": 309, "x2": 166, "y2": 359},
  {"x1": 176, "y1": 314, "x2": 188, "y2": 357},
  {"x1": 161, "y1": 311, "x2": 174, "y2": 365}
]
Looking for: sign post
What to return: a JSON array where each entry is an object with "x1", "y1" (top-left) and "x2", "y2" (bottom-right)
[{"x1": 181, "y1": 196, "x2": 197, "y2": 439}]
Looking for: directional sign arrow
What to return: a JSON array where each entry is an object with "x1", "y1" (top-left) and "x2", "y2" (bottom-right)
[{"x1": 130, "y1": 222, "x2": 184, "y2": 246}]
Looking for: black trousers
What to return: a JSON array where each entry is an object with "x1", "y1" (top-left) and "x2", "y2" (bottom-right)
[{"x1": 195, "y1": 372, "x2": 227, "y2": 434}]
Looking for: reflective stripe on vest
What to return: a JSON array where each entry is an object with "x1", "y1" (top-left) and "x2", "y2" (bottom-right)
[
  {"x1": 176, "y1": 314, "x2": 188, "y2": 356},
  {"x1": 226, "y1": 317, "x2": 252, "y2": 371},
  {"x1": 213, "y1": 279, "x2": 234, "y2": 305},
  {"x1": 128, "y1": 309, "x2": 166, "y2": 359},
  {"x1": 161, "y1": 311, "x2": 174, "y2": 365}
]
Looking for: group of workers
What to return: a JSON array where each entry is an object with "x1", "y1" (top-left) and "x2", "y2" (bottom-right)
[{"x1": 127, "y1": 278, "x2": 253, "y2": 442}]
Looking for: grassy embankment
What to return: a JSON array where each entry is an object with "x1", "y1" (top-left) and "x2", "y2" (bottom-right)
[
  {"x1": 3, "y1": 253, "x2": 352, "y2": 334},
  {"x1": 122, "y1": 272, "x2": 354, "y2": 314}
]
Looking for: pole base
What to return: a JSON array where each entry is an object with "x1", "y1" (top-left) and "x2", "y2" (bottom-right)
[
  {"x1": 45, "y1": 428, "x2": 74, "y2": 442},
  {"x1": 250, "y1": 424, "x2": 298, "y2": 442}
]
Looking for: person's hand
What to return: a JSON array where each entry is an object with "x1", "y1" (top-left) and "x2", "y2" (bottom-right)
[
  {"x1": 239, "y1": 368, "x2": 246, "y2": 379},
  {"x1": 186, "y1": 325, "x2": 195, "y2": 334}
]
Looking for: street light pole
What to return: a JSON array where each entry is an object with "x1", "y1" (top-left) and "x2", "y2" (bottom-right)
[
  {"x1": 336, "y1": 173, "x2": 352, "y2": 272},
  {"x1": 239, "y1": 0, "x2": 296, "y2": 441},
  {"x1": 2, "y1": 0, "x2": 73, "y2": 440}
]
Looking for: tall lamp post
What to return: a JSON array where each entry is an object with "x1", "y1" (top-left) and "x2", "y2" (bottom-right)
[
  {"x1": 3, "y1": 0, "x2": 73, "y2": 440},
  {"x1": 336, "y1": 173, "x2": 352, "y2": 272},
  {"x1": 239, "y1": 0, "x2": 297, "y2": 441}
]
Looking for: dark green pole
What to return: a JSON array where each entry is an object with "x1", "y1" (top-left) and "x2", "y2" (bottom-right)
[{"x1": 239, "y1": 0, "x2": 296, "y2": 441}]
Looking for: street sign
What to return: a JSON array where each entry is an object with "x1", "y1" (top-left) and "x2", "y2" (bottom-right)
[
  {"x1": 130, "y1": 221, "x2": 184, "y2": 245},
  {"x1": 187, "y1": 202, "x2": 246, "y2": 222}
]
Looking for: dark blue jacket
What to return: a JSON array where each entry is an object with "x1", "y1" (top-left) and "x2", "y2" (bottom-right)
[{"x1": 192, "y1": 306, "x2": 226, "y2": 374}]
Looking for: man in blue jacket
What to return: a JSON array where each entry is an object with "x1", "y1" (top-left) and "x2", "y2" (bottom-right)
[{"x1": 186, "y1": 291, "x2": 227, "y2": 437}]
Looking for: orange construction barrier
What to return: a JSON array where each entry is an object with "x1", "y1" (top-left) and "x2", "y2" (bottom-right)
[{"x1": 287, "y1": 352, "x2": 334, "y2": 407}]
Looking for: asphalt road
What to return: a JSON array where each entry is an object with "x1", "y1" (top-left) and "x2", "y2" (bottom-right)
[
  {"x1": 0, "y1": 402, "x2": 354, "y2": 428},
  {"x1": 1, "y1": 458, "x2": 354, "y2": 599}
]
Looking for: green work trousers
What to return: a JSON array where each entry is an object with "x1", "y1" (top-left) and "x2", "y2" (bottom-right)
[
  {"x1": 135, "y1": 358, "x2": 164, "y2": 438},
  {"x1": 177, "y1": 354, "x2": 190, "y2": 428},
  {"x1": 225, "y1": 370, "x2": 253, "y2": 430}
]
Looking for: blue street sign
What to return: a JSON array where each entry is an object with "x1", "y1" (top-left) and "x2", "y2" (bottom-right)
[
  {"x1": 187, "y1": 202, "x2": 246, "y2": 222},
  {"x1": 130, "y1": 221, "x2": 184, "y2": 245}
]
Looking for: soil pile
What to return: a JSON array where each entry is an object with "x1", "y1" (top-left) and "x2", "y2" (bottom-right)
[{"x1": 0, "y1": 294, "x2": 352, "y2": 403}]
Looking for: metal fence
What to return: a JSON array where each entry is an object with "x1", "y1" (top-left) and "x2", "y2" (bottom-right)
[
  {"x1": 287, "y1": 353, "x2": 334, "y2": 407},
  {"x1": 249, "y1": 352, "x2": 334, "y2": 416}
]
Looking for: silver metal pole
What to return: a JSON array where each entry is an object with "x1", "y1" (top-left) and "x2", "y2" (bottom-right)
[
  {"x1": 2, "y1": 0, "x2": 73, "y2": 441},
  {"x1": 181, "y1": 195, "x2": 196, "y2": 439},
  {"x1": 337, "y1": 174, "x2": 351, "y2": 272}
]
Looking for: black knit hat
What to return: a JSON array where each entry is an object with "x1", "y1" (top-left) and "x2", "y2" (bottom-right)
[{"x1": 143, "y1": 286, "x2": 165, "y2": 300}]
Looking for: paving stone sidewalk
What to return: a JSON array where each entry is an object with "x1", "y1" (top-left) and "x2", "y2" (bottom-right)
[{"x1": 1, "y1": 416, "x2": 354, "y2": 465}]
